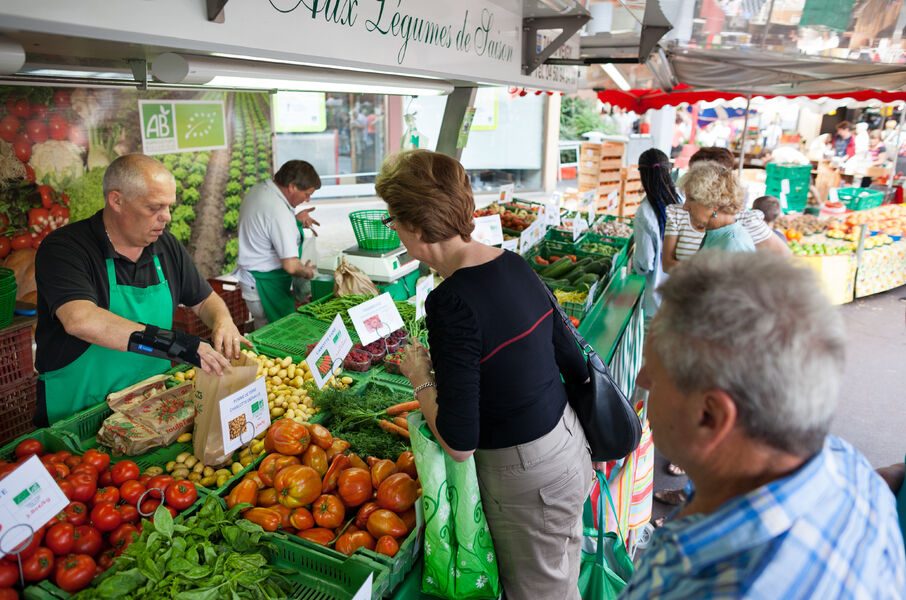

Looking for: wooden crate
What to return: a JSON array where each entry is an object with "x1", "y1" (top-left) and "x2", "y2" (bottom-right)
[{"x1": 600, "y1": 169, "x2": 622, "y2": 184}]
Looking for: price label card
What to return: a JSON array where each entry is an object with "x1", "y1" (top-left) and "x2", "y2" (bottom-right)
[
  {"x1": 415, "y1": 276, "x2": 434, "y2": 320},
  {"x1": 550, "y1": 191, "x2": 563, "y2": 209},
  {"x1": 498, "y1": 183, "x2": 515, "y2": 205},
  {"x1": 501, "y1": 238, "x2": 519, "y2": 252},
  {"x1": 543, "y1": 203, "x2": 561, "y2": 226},
  {"x1": 781, "y1": 179, "x2": 791, "y2": 195},
  {"x1": 587, "y1": 207, "x2": 596, "y2": 226},
  {"x1": 606, "y1": 190, "x2": 619, "y2": 211},
  {"x1": 829, "y1": 188, "x2": 840, "y2": 203},
  {"x1": 472, "y1": 215, "x2": 504, "y2": 246},
  {"x1": 219, "y1": 378, "x2": 271, "y2": 454},
  {"x1": 348, "y1": 293, "x2": 405, "y2": 346},
  {"x1": 585, "y1": 279, "x2": 600, "y2": 312},
  {"x1": 0, "y1": 456, "x2": 69, "y2": 557},
  {"x1": 305, "y1": 314, "x2": 355, "y2": 390},
  {"x1": 351, "y1": 573, "x2": 373, "y2": 600},
  {"x1": 580, "y1": 189, "x2": 596, "y2": 210},
  {"x1": 572, "y1": 216, "x2": 589, "y2": 242}
]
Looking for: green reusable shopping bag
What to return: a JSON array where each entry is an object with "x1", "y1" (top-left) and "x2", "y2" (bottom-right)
[
  {"x1": 578, "y1": 471, "x2": 635, "y2": 599},
  {"x1": 408, "y1": 414, "x2": 500, "y2": 599}
]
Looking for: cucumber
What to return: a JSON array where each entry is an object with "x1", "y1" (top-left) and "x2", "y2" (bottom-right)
[
  {"x1": 580, "y1": 274, "x2": 599, "y2": 285},
  {"x1": 567, "y1": 270, "x2": 586, "y2": 284},
  {"x1": 541, "y1": 257, "x2": 575, "y2": 278}
]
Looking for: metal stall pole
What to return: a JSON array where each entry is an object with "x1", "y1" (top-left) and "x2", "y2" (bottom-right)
[
  {"x1": 886, "y1": 103, "x2": 905, "y2": 199},
  {"x1": 738, "y1": 94, "x2": 752, "y2": 179},
  {"x1": 435, "y1": 86, "x2": 478, "y2": 160}
]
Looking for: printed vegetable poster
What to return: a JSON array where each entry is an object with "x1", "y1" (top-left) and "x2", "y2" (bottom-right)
[
  {"x1": 0, "y1": 86, "x2": 273, "y2": 284},
  {"x1": 347, "y1": 293, "x2": 404, "y2": 345}
]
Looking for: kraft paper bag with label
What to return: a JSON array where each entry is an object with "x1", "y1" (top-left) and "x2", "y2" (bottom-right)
[{"x1": 193, "y1": 354, "x2": 259, "y2": 466}]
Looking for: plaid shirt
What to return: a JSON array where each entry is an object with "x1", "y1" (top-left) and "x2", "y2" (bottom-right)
[{"x1": 621, "y1": 436, "x2": 906, "y2": 599}]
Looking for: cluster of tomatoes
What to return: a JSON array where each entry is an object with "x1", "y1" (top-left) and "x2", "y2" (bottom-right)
[
  {"x1": 0, "y1": 184, "x2": 70, "y2": 259},
  {"x1": 0, "y1": 91, "x2": 84, "y2": 164},
  {"x1": 227, "y1": 420, "x2": 419, "y2": 559},
  {"x1": 0, "y1": 437, "x2": 198, "y2": 597}
]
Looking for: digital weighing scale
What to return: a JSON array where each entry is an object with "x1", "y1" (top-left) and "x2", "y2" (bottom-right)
[{"x1": 317, "y1": 245, "x2": 419, "y2": 283}]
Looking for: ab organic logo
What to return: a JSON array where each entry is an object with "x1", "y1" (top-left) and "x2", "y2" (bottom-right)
[{"x1": 139, "y1": 100, "x2": 227, "y2": 155}]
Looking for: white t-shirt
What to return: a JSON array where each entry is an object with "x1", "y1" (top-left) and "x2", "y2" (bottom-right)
[
  {"x1": 237, "y1": 180, "x2": 300, "y2": 300},
  {"x1": 665, "y1": 204, "x2": 773, "y2": 261}
]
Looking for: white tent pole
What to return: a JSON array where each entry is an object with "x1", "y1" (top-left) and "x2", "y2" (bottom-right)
[
  {"x1": 738, "y1": 94, "x2": 752, "y2": 179},
  {"x1": 886, "y1": 104, "x2": 905, "y2": 197}
]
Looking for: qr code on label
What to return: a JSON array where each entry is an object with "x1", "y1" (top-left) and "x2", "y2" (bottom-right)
[{"x1": 228, "y1": 414, "x2": 247, "y2": 440}]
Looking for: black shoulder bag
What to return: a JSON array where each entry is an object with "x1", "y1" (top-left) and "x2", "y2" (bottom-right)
[{"x1": 545, "y1": 286, "x2": 642, "y2": 462}]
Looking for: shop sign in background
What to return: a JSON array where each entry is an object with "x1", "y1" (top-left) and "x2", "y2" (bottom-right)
[{"x1": 140, "y1": 100, "x2": 227, "y2": 155}]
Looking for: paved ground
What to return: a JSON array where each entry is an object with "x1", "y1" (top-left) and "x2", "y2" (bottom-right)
[{"x1": 652, "y1": 285, "x2": 906, "y2": 521}]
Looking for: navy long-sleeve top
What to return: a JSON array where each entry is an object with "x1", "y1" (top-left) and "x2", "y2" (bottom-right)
[{"x1": 425, "y1": 250, "x2": 588, "y2": 451}]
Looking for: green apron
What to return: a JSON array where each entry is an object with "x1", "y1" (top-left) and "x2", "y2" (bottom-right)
[
  {"x1": 249, "y1": 269, "x2": 295, "y2": 323},
  {"x1": 40, "y1": 255, "x2": 174, "y2": 424}
]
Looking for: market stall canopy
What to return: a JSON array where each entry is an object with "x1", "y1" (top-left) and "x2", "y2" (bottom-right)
[{"x1": 597, "y1": 84, "x2": 906, "y2": 113}]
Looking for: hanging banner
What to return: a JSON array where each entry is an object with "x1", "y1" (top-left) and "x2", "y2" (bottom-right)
[{"x1": 139, "y1": 100, "x2": 227, "y2": 155}]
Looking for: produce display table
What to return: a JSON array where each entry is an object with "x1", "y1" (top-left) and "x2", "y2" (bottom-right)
[{"x1": 856, "y1": 239, "x2": 906, "y2": 297}]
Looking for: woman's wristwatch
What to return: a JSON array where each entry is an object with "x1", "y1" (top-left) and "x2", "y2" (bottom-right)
[{"x1": 412, "y1": 381, "x2": 436, "y2": 398}]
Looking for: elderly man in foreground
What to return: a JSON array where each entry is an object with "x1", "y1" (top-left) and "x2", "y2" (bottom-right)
[{"x1": 622, "y1": 251, "x2": 905, "y2": 599}]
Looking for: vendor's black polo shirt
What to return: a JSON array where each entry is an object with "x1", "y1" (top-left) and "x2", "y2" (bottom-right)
[{"x1": 34, "y1": 210, "x2": 211, "y2": 421}]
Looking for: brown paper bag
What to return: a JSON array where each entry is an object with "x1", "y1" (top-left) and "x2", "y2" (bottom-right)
[
  {"x1": 193, "y1": 354, "x2": 259, "y2": 467},
  {"x1": 99, "y1": 376, "x2": 195, "y2": 456}
]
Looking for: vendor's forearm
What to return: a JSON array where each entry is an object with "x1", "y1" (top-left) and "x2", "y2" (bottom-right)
[
  {"x1": 280, "y1": 257, "x2": 311, "y2": 278},
  {"x1": 192, "y1": 291, "x2": 232, "y2": 330},
  {"x1": 55, "y1": 300, "x2": 144, "y2": 352}
]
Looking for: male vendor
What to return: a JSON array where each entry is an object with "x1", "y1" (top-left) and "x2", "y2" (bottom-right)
[{"x1": 34, "y1": 154, "x2": 247, "y2": 425}]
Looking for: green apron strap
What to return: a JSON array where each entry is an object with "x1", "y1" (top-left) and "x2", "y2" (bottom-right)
[{"x1": 250, "y1": 269, "x2": 295, "y2": 323}]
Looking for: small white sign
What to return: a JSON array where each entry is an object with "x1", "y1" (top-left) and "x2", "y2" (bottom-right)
[
  {"x1": 580, "y1": 189, "x2": 596, "y2": 210},
  {"x1": 472, "y1": 215, "x2": 505, "y2": 246},
  {"x1": 572, "y1": 216, "x2": 589, "y2": 242},
  {"x1": 606, "y1": 190, "x2": 619, "y2": 211},
  {"x1": 415, "y1": 276, "x2": 435, "y2": 321},
  {"x1": 305, "y1": 315, "x2": 355, "y2": 390},
  {"x1": 781, "y1": 179, "x2": 791, "y2": 195},
  {"x1": 519, "y1": 219, "x2": 546, "y2": 254},
  {"x1": 0, "y1": 456, "x2": 69, "y2": 557},
  {"x1": 351, "y1": 573, "x2": 373, "y2": 600},
  {"x1": 779, "y1": 192, "x2": 788, "y2": 210},
  {"x1": 498, "y1": 184, "x2": 515, "y2": 205},
  {"x1": 542, "y1": 202, "x2": 561, "y2": 227},
  {"x1": 829, "y1": 188, "x2": 840, "y2": 203},
  {"x1": 501, "y1": 238, "x2": 519, "y2": 252},
  {"x1": 550, "y1": 191, "x2": 563, "y2": 209},
  {"x1": 219, "y1": 378, "x2": 271, "y2": 455},
  {"x1": 585, "y1": 279, "x2": 600, "y2": 312},
  {"x1": 348, "y1": 293, "x2": 405, "y2": 346}
]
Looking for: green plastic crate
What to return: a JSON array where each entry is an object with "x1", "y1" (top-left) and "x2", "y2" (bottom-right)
[
  {"x1": 269, "y1": 533, "x2": 383, "y2": 599},
  {"x1": 370, "y1": 365, "x2": 412, "y2": 392},
  {"x1": 0, "y1": 428, "x2": 81, "y2": 462},
  {"x1": 838, "y1": 187, "x2": 885, "y2": 211},
  {"x1": 766, "y1": 163, "x2": 812, "y2": 187},
  {"x1": 249, "y1": 313, "x2": 331, "y2": 362}
]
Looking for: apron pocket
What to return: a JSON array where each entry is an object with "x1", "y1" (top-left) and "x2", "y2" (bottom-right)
[{"x1": 539, "y1": 468, "x2": 580, "y2": 534}]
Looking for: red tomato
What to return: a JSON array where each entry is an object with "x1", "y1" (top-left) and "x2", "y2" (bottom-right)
[
  {"x1": 12, "y1": 138, "x2": 30, "y2": 163},
  {"x1": 24, "y1": 164, "x2": 35, "y2": 183},
  {"x1": 54, "y1": 553, "x2": 95, "y2": 593},
  {"x1": 24, "y1": 119, "x2": 47, "y2": 144},
  {"x1": 119, "y1": 480, "x2": 145, "y2": 506},
  {"x1": 97, "y1": 548, "x2": 116, "y2": 571},
  {"x1": 10, "y1": 98, "x2": 30, "y2": 119},
  {"x1": 0, "y1": 115, "x2": 19, "y2": 143},
  {"x1": 45, "y1": 522, "x2": 75, "y2": 556},
  {"x1": 139, "y1": 497, "x2": 160, "y2": 516},
  {"x1": 0, "y1": 237, "x2": 9, "y2": 260},
  {"x1": 92, "y1": 487, "x2": 120, "y2": 505},
  {"x1": 52, "y1": 90, "x2": 71, "y2": 108},
  {"x1": 67, "y1": 474, "x2": 97, "y2": 504},
  {"x1": 108, "y1": 524, "x2": 139, "y2": 554},
  {"x1": 56, "y1": 480, "x2": 74, "y2": 500},
  {"x1": 118, "y1": 503, "x2": 139, "y2": 525},
  {"x1": 89, "y1": 502, "x2": 122, "y2": 533},
  {"x1": 36, "y1": 185, "x2": 54, "y2": 209},
  {"x1": 80, "y1": 449, "x2": 110, "y2": 473},
  {"x1": 63, "y1": 455, "x2": 82, "y2": 470},
  {"x1": 59, "y1": 193, "x2": 70, "y2": 207},
  {"x1": 97, "y1": 469, "x2": 113, "y2": 488},
  {"x1": 0, "y1": 588, "x2": 18, "y2": 600},
  {"x1": 4, "y1": 527, "x2": 44, "y2": 562},
  {"x1": 30, "y1": 103, "x2": 48, "y2": 119},
  {"x1": 51, "y1": 451, "x2": 72, "y2": 464},
  {"x1": 164, "y1": 480, "x2": 197, "y2": 511},
  {"x1": 22, "y1": 547, "x2": 53, "y2": 582},
  {"x1": 47, "y1": 115, "x2": 68, "y2": 141},
  {"x1": 70, "y1": 464, "x2": 97, "y2": 481},
  {"x1": 0, "y1": 562, "x2": 18, "y2": 588},
  {"x1": 71, "y1": 526, "x2": 102, "y2": 557},
  {"x1": 0, "y1": 214, "x2": 8, "y2": 234},
  {"x1": 146, "y1": 475, "x2": 174, "y2": 498},
  {"x1": 10, "y1": 234, "x2": 32, "y2": 251},
  {"x1": 14, "y1": 438, "x2": 44, "y2": 459},
  {"x1": 137, "y1": 474, "x2": 151, "y2": 486},
  {"x1": 44, "y1": 462, "x2": 69, "y2": 482},
  {"x1": 110, "y1": 461, "x2": 139, "y2": 486},
  {"x1": 61, "y1": 502, "x2": 89, "y2": 527}
]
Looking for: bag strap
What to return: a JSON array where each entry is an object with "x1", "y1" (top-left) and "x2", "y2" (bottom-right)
[
  {"x1": 595, "y1": 470, "x2": 627, "y2": 560},
  {"x1": 541, "y1": 277, "x2": 596, "y2": 357}
]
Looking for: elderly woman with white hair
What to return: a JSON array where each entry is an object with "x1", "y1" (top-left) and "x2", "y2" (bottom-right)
[
  {"x1": 622, "y1": 251, "x2": 905, "y2": 598},
  {"x1": 678, "y1": 162, "x2": 755, "y2": 253}
]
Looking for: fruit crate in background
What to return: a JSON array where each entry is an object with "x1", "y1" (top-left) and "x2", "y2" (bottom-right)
[
  {"x1": 0, "y1": 375, "x2": 38, "y2": 446},
  {"x1": 248, "y1": 313, "x2": 331, "y2": 363},
  {"x1": 0, "y1": 318, "x2": 34, "y2": 389},
  {"x1": 173, "y1": 278, "x2": 251, "y2": 338},
  {"x1": 838, "y1": 187, "x2": 885, "y2": 212}
]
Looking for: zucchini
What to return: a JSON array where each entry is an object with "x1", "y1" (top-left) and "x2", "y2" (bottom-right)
[
  {"x1": 580, "y1": 274, "x2": 599, "y2": 285},
  {"x1": 541, "y1": 257, "x2": 575, "y2": 278}
]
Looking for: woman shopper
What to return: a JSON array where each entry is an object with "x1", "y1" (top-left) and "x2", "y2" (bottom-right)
[
  {"x1": 679, "y1": 162, "x2": 756, "y2": 253},
  {"x1": 632, "y1": 148, "x2": 681, "y2": 320},
  {"x1": 375, "y1": 150, "x2": 593, "y2": 600}
]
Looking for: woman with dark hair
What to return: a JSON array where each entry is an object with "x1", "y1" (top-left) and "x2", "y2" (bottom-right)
[{"x1": 632, "y1": 148, "x2": 681, "y2": 319}]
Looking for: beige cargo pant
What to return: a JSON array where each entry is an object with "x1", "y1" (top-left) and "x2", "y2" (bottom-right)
[{"x1": 475, "y1": 404, "x2": 593, "y2": 600}]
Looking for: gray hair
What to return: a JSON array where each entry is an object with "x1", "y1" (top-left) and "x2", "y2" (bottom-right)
[
  {"x1": 650, "y1": 251, "x2": 846, "y2": 456},
  {"x1": 103, "y1": 154, "x2": 173, "y2": 201},
  {"x1": 678, "y1": 162, "x2": 744, "y2": 213}
]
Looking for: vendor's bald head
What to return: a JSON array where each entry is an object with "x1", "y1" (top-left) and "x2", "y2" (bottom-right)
[{"x1": 103, "y1": 154, "x2": 176, "y2": 247}]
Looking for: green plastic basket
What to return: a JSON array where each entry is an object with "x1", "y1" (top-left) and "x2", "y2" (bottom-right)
[
  {"x1": 349, "y1": 210, "x2": 400, "y2": 252},
  {"x1": 0, "y1": 428, "x2": 81, "y2": 462},
  {"x1": 370, "y1": 365, "x2": 412, "y2": 392},
  {"x1": 766, "y1": 163, "x2": 812, "y2": 188},
  {"x1": 0, "y1": 285, "x2": 16, "y2": 328},
  {"x1": 249, "y1": 313, "x2": 331, "y2": 362},
  {"x1": 837, "y1": 187, "x2": 885, "y2": 211}
]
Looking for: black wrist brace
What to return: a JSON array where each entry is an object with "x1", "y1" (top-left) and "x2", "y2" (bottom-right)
[{"x1": 128, "y1": 325, "x2": 202, "y2": 368}]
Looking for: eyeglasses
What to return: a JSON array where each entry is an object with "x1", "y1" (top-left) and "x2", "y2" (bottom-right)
[{"x1": 381, "y1": 215, "x2": 396, "y2": 230}]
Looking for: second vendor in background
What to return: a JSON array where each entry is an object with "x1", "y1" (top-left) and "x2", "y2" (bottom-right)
[{"x1": 237, "y1": 160, "x2": 320, "y2": 329}]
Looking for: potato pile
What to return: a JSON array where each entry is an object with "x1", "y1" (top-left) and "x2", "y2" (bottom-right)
[
  {"x1": 163, "y1": 436, "x2": 268, "y2": 489},
  {"x1": 241, "y1": 349, "x2": 353, "y2": 424},
  {"x1": 171, "y1": 368, "x2": 196, "y2": 383}
]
